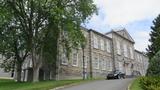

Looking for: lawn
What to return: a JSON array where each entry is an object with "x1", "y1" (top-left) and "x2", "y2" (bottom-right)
[
  {"x1": 130, "y1": 78, "x2": 143, "y2": 90},
  {"x1": 0, "y1": 79, "x2": 92, "y2": 90}
]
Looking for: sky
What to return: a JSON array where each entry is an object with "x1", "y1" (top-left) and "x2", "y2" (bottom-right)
[{"x1": 85, "y1": 0, "x2": 160, "y2": 52}]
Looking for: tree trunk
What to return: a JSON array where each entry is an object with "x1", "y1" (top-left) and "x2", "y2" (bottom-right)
[
  {"x1": 33, "y1": 67, "x2": 39, "y2": 82},
  {"x1": 16, "y1": 62, "x2": 22, "y2": 82}
]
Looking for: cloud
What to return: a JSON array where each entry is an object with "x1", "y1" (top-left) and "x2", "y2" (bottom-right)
[
  {"x1": 86, "y1": 0, "x2": 160, "y2": 51},
  {"x1": 132, "y1": 30, "x2": 150, "y2": 51},
  {"x1": 93, "y1": 0, "x2": 160, "y2": 26}
]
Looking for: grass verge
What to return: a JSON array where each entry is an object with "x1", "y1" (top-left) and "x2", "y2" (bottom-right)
[
  {"x1": 0, "y1": 79, "x2": 97, "y2": 90},
  {"x1": 130, "y1": 78, "x2": 143, "y2": 90}
]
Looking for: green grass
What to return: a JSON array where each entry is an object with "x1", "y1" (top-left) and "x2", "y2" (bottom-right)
[
  {"x1": 0, "y1": 79, "x2": 93, "y2": 90},
  {"x1": 130, "y1": 78, "x2": 143, "y2": 90}
]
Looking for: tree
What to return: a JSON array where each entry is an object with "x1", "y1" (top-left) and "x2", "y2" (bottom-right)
[
  {"x1": 0, "y1": 4, "x2": 28, "y2": 82},
  {"x1": 147, "y1": 50, "x2": 160, "y2": 76},
  {"x1": 146, "y1": 14, "x2": 160, "y2": 76},
  {"x1": 147, "y1": 14, "x2": 160, "y2": 59},
  {"x1": 1, "y1": 0, "x2": 97, "y2": 82}
]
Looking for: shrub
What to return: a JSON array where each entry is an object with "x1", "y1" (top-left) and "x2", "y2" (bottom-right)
[{"x1": 139, "y1": 76, "x2": 160, "y2": 90}]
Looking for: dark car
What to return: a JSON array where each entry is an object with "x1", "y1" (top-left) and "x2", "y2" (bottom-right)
[{"x1": 106, "y1": 70, "x2": 125, "y2": 79}]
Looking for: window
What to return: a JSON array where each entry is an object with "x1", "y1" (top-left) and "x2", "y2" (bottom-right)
[
  {"x1": 107, "y1": 59, "x2": 112, "y2": 71},
  {"x1": 130, "y1": 47, "x2": 134, "y2": 59},
  {"x1": 117, "y1": 41, "x2": 121, "y2": 55},
  {"x1": 72, "y1": 50, "x2": 78, "y2": 66},
  {"x1": 101, "y1": 58, "x2": 106, "y2": 70},
  {"x1": 123, "y1": 44, "x2": 128, "y2": 57},
  {"x1": 106, "y1": 41, "x2": 111, "y2": 53},
  {"x1": 93, "y1": 35, "x2": 98, "y2": 48},
  {"x1": 100, "y1": 39, "x2": 105, "y2": 50},
  {"x1": 140, "y1": 56, "x2": 143, "y2": 63},
  {"x1": 94, "y1": 56, "x2": 99, "y2": 69},
  {"x1": 61, "y1": 50, "x2": 68, "y2": 65},
  {"x1": 118, "y1": 62, "x2": 123, "y2": 72}
]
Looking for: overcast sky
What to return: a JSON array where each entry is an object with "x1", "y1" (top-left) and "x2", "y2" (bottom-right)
[{"x1": 85, "y1": 0, "x2": 160, "y2": 52}]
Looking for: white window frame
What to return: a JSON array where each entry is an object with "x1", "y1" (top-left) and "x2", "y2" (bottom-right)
[
  {"x1": 117, "y1": 41, "x2": 121, "y2": 55},
  {"x1": 72, "y1": 50, "x2": 79, "y2": 67},
  {"x1": 94, "y1": 56, "x2": 99, "y2": 69},
  {"x1": 130, "y1": 47, "x2": 134, "y2": 59},
  {"x1": 123, "y1": 44, "x2": 128, "y2": 57},
  {"x1": 100, "y1": 39, "x2": 105, "y2": 50},
  {"x1": 106, "y1": 41, "x2": 111, "y2": 53},
  {"x1": 118, "y1": 62, "x2": 123, "y2": 72},
  {"x1": 109, "y1": 60, "x2": 112, "y2": 71},
  {"x1": 101, "y1": 58, "x2": 106, "y2": 70},
  {"x1": 61, "y1": 50, "x2": 68, "y2": 65},
  {"x1": 93, "y1": 35, "x2": 98, "y2": 48}
]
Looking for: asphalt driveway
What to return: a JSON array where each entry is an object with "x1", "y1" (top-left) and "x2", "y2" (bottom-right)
[{"x1": 58, "y1": 78, "x2": 133, "y2": 90}]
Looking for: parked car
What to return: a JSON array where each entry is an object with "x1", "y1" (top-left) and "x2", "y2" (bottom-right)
[{"x1": 106, "y1": 70, "x2": 125, "y2": 79}]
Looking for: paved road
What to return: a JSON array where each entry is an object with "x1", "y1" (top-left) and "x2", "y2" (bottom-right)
[{"x1": 59, "y1": 79, "x2": 133, "y2": 90}]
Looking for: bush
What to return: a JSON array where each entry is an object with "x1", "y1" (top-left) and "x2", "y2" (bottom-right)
[{"x1": 139, "y1": 77, "x2": 160, "y2": 90}]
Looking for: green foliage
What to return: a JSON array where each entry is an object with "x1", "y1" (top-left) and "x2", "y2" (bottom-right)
[
  {"x1": 139, "y1": 76, "x2": 160, "y2": 90},
  {"x1": 147, "y1": 14, "x2": 160, "y2": 59},
  {"x1": 147, "y1": 50, "x2": 160, "y2": 76},
  {"x1": 0, "y1": 0, "x2": 97, "y2": 81},
  {"x1": 130, "y1": 78, "x2": 143, "y2": 90},
  {"x1": 146, "y1": 14, "x2": 160, "y2": 76}
]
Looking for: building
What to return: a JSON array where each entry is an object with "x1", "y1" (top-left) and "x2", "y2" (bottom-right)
[
  {"x1": 57, "y1": 28, "x2": 148, "y2": 80},
  {"x1": 105, "y1": 29, "x2": 135, "y2": 76},
  {"x1": 0, "y1": 54, "x2": 12, "y2": 78},
  {"x1": 0, "y1": 27, "x2": 149, "y2": 81},
  {"x1": 134, "y1": 50, "x2": 149, "y2": 76}
]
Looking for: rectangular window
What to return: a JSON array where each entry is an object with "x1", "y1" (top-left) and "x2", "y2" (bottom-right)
[
  {"x1": 118, "y1": 62, "x2": 123, "y2": 72},
  {"x1": 101, "y1": 59, "x2": 106, "y2": 70},
  {"x1": 94, "y1": 56, "x2": 99, "y2": 69},
  {"x1": 106, "y1": 41, "x2": 111, "y2": 53},
  {"x1": 130, "y1": 47, "x2": 134, "y2": 59},
  {"x1": 117, "y1": 41, "x2": 121, "y2": 55},
  {"x1": 93, "y1": 35, "x2": 98, "y2": 48},
  {"x1": 100, "y1": 39, "x2": 105, "y2": 50},
  {"x1": 61, "y1": 50, "x2": 68, "y2": 65},
  {"x1": 109, "y1": 60, "x2": 112, "y2": 71},
  {"x1": 107, "y1": 59, "x2": 112, "y2": 71},
  {"x1": 72, "y1": 50, "x2": 78, "y2": 66},
  {"x1": 123, "y1": 44, "x2": 128, "y2": 57}
]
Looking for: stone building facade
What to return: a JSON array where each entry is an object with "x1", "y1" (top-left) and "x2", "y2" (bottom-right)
[
  {"x1": 57, "y1": 28, "x2": 148, "y2": 80},
  {"x1": 134, "y1": 50, "x2": 149, "y2": 76},
  {"x1": 105, "y1": 29, "x2": 135, "y2": 76},
  {"x1": 0, "y1": 27, "x2": 149, "y2": 81}
]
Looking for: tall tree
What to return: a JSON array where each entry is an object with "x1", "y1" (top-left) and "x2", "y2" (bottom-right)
[
  {"x1": 0, "y1": 3, "x2": 28, "y2": 82},
  {"x1": 1, "y1": 0, "x2": 97, "y2": 82},
  {"x1": 147, "y1": 50, "x2": 160, "y2": 76},
  {"x1": 147, "y1": 14, "x2": 160, "y2": 59},
  {"x1": 147, "y1": 14, "x2": 160, "y2": 76}
]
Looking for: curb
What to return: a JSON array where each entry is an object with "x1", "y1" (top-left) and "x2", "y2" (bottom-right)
[
  {"x1": 127, "y1": 78, "x2": 135, "y2": 90},
  {"x1": 127, "y1": 83, "x2": 131, "y2": 90}
]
